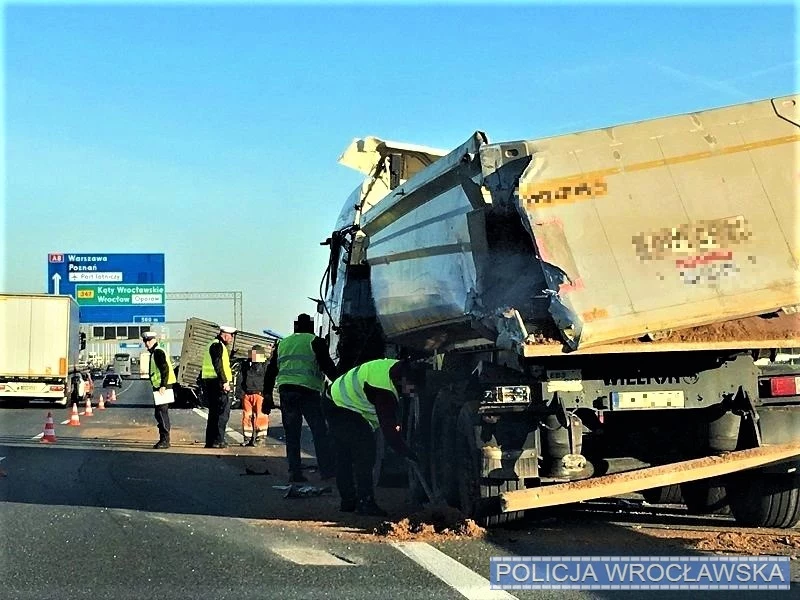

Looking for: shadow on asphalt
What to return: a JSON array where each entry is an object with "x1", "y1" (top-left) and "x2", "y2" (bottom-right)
[
  {"x1": 1, "y1": 441, "x2": 797, "y2": 596},
  {"x1": 0, "y1": 440, "x2": 774, "y2": 541}
]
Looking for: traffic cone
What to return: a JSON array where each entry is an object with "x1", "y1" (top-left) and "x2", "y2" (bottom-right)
[
  {"x1": 68, "y1": 403, "x2": 81, "y2": 426},
  {"x1": 97, "y1": 394, "x2": 106, "y2": 410},
  {"x1": 41, "y1": 412, "x2": 57, "y2": 443},
  {"x1": 85, "y1": 397, "x2": 94, "y2": 417},
  {"x1": 110, "y1": 389, "x2": 117, "y2": 403}
]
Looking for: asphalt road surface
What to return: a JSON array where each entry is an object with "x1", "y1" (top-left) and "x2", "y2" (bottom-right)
[{"x1": 1, "y1": 379, "x2": 797, "y2": 599}]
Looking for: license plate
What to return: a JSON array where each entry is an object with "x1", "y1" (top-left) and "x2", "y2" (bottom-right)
[
  {"x1": 20, "y1": 384, "x2": 38, "y2": 391},
  {"x1": 611, "y1": 390, "x2": 685, "y2": 410}
]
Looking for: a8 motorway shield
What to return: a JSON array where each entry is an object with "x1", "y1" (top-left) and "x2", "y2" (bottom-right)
[{"x1": 47, "y1": 252, "x2": 165, "y2": 323}]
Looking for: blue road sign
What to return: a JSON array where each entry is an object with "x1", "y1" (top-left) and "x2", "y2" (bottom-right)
[{"x1": 47, "y1": 253, "x2": 165, "y2": 323}]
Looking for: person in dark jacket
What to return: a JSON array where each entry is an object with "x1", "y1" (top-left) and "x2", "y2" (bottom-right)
[
  {"x1": 142, "y1": 331, "x2": 176, "y2": 449},
  {"x1": 236, "y1": 344, "x2": 270, "y2": 447},
  {"x1": 264, "y1": 313, "x2": 338, "y2": 482}
]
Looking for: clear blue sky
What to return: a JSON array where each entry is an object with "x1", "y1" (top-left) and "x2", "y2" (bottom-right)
[{"x1": 2, "y1": 2, "x2": 796, "y2": 335}]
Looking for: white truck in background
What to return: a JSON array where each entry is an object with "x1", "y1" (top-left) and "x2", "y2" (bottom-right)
[
  {"x1": 137, "y1": 351, "x2": 151, "y2": 379},
  {"x1": 0, "y1": 294, "x2": 81, "y2": 406}
]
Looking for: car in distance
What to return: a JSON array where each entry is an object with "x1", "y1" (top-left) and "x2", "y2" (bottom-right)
[{"x1": 102, "y1": 373, "x2": 123, "y2": 388}]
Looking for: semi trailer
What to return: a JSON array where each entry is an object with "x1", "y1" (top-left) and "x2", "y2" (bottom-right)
[{"x1": 0, "y1": 294, "x2": 81, "y2": 406}]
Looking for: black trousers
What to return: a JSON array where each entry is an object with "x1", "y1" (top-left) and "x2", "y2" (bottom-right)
[
  {"x1": 203, "y1": 380, "x2": 231, "y2": 446},
  {"x1": 280, "y1": 385, "x2": 335, "y2": 477},
  {"x1": 322, "y1": 394, "x2": 376, "y2": 503},
  {"x1": 154, "y1": 403, "x2": 170, "y2": 440}
]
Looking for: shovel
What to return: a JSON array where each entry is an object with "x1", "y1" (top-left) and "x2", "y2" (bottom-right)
[{"x1": 408, "y1": 460, "x2": 448, "y2": 509}]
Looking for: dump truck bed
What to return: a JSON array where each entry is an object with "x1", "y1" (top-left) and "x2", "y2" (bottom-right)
[
  {"x1": 350, "y1": 95, "x2": 799, "y2": 354},
  {"x1": 508, "y1": 95, "x2": 799, "y2": 350},
  {"x1": 177, "y1": 318, "x2": 279, "y2": 388}
]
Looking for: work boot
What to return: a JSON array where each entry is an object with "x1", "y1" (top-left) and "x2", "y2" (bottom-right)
[
  {"x1": 153, "y1": 439, "x2": 170, "y2": 449},
  {"x1": 212, "y1": 442, "x2": 228, "y2": 449},
  {"x1": 240, "y1": 437, "x2": 252, "y2": 447},
  {"x1": 288, "y1": 472, "x2": 308, "y2": 483},
  {"x1": 340, "y1": 498, "x2": 357, "y2": 513},
  {"x1": 356, "y1": 497, "x2": 388, "y2": 517},
  {"x1": 245, "y1": 438, "x2": 256, "y2": 447}
]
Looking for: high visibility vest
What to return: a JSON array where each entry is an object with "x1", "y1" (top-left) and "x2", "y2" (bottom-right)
[
  {"x1": 330, "y1": 359, "x2": 399, "y2": 430},
  {"x1": 149, "y1": 347, "x2": 176, "y2": 388},
  {"x1": 275, "y1": 333, "x2": 324, "y2": 392},
  {"x1": 201, "y1": 339, "x2": 232, "y2": 381}
]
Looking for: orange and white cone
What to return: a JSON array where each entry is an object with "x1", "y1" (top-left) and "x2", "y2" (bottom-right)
[
  {"x1": 41, "y1": 412, "x2": 57, "y2": 443},
  {"x1": 85, "y1": 397, "x2": 94, "y2": 417},
  {"x1": 97, "y1": 394, "x2": 106, "y2": 410},
  {"x1": 110, "y1": 389, "x2": 117, "y2": 403},
  {"x1": 68, "y1": 403, "x2": 81, "y2": 426}
]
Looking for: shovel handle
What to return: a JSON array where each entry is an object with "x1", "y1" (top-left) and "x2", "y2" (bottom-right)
[{"x1": 410, "y1": 461, "x2": 435, "y2": 502}]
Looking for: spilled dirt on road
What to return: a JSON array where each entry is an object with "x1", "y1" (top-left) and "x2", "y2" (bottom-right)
[
  {"x1": 640, "y1": 528, "x2": 800, "y2": 556},
  {"x1": 373, "y1": 506, "x2": 485, "y2": 541},
  {"x1": 694, "y1": 531, "x2": 800, "y2": 555}
]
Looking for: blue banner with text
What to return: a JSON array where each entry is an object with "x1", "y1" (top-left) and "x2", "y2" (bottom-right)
[{"x1": 490, "y1": 556, "x2": 790, "y2": 590}]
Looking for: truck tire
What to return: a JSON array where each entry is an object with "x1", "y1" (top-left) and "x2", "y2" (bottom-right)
[
  {"x1": 456, "y1": 427, "x2": 525, "y2": 526},
  {"x1": 405, "y1": 392, "x2": 431, "y2": 505},
  {"x1": 680, "y1": 480, "x2": 731, "y2": 515},
  {"x1": 728, "y1": 472, "x2": 800, "y2": 528},
  {"x1": 642, "y1": 485, "x2": 683, "y2": 505},
  {"x1": 428, "y1": 388, "x2": 464, "y2": 506}
]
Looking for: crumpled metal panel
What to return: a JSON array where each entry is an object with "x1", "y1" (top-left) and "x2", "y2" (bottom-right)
[
  {"x1": 507, "y1": 94, "x2": 800, "y2": 349},
  {"x1": 358, "y1": 133, "x2": 488, "y2": 347},
  {"x1": 366, "y1": 185, "x2": 480, "y2": 342}
]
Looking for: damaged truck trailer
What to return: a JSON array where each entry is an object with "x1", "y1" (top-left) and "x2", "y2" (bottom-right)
[{"x1": 320, "y1": 95, "x2": 800, "y2": 527}]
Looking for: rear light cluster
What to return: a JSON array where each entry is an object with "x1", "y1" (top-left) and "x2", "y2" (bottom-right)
[
  {"x1": 50, "y1": 385, "x2": 65, "y2": 392},
  {"x1": 0, "y1": 384, "x2": 5, "y2": 391},
  {"x1": 768, "y1": 376, "x2": 800, "y2": 397}
]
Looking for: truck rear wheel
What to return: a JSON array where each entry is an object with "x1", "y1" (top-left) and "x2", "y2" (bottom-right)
[
  {"x1": 728, "y1": 472, "x2": 800, "y2": 528},
  {"x1": 642, "y1": 485, "x2": 683, "y2": 504},
  {"x1": 456, "y1": 430, "x2": 525, "y2": 526},
  {"x1": 680, "y1": 480, "x2": 731, "y2": 515},
  {"x1": 429, "y1": 388, "x2": 463, "y2": 506}
]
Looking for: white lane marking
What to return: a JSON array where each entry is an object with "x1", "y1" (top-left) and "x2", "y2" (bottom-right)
[
  {"x1": 392, "y1": 542, "x2": 517, "y2": 600},
  {"x1": 115, "y1": 380, "x2": 134, "y2": 397},
  {"x1": 191, "y1": 407, "x2": 315, "y2": 457},
  {"x1": 272, "y1": 547, "x2": 355, "y2": 566},
  {"x1": 192, "y1": 407, "x2": 245, "y2": 444},
  {"x1": 99, "y1": 381, "x2": 131, "y2": 399}
]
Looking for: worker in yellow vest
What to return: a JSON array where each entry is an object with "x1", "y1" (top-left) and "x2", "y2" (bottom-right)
[
  {"x1": 264, "y1": 313, "x2": 338, "y2": 482},
  {"x1": 201, "y1": 325, "x2": 236, "y2": 448},
  {"x1": 323, "y1": 358, "x2": 420, "y2": 516},
  {"x1": 142, "y1": 331, "x2": 176, "y2": 449}
]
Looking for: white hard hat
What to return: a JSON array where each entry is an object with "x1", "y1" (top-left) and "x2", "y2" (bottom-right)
[{"x1": 220, "y1": 325, "x2": 237, "y2": 334}]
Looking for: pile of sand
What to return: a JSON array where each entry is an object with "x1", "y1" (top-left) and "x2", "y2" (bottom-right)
[
  {"x1": 694, "y1": 531, "x2": 800, "y2": 555},
  {"x1": 374, "y1": 506, "x2": 486, "y2": 541}
]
